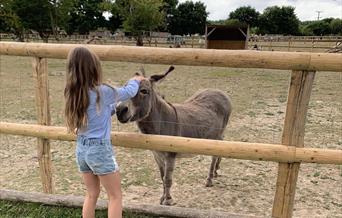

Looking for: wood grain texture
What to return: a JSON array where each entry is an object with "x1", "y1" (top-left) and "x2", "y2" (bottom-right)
[
  {"x1": 272, "y1": 70, "x2": 316, "y2": 218},
  {"x1": 32, "y1": 57, "x2": 53, "y2": 194},
  {"x1": 1, "y1": 42, "x2": 341, "y2": 71},
  {"x1": 1, "y1": 122, "x2": 341, "y2": 165}
]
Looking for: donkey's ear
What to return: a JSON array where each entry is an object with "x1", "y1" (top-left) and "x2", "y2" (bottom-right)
[
  {"x1": 134, "y1": 66, "x2": 146, "y2": 77},
  {"x1": 139, "y1": 66, "x2": 146, "y2": 77},
  {"x1": 150, "y1": 66, "x2": 175, "y2": 83}
]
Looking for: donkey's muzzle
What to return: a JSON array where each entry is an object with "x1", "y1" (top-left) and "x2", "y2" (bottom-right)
[{"x1": 116, "y1": 104, "x2": 130, "y2": 123}]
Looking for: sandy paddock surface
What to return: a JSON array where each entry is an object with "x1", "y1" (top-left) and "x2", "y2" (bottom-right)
[{"x1": 0, "y1": 55, "x2": 341, "y2": 217}]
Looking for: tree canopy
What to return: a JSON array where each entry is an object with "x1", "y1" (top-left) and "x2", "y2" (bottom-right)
[
  {"x1": 228, "y1": 6, "x2": 259, "y2": 27},
  {"x1": 117, "y1": 0, "x2": 165, "y2": 46},
  {"x1": 0, "y1": 0, "x2": 341, "y2": 39},
  {"x1": 168, "y1": 1, "x2": 208, "y2": 35},
  {"x1": 301, "y1": 18, "x2": 342, "y2": 36},
  {"x1": 257, "y1": 6, "x2": 300, "y2": 35},
  {"x1": 64, "y1": 0, "x2": 109, "y2": 35},
  {"x1": 161, "y1": 0, "x2": 178, "y2": 32},
  {"x1": 330, "y1": 18, "x2": 342, "y2": 35},
  {"x1": 0, "y1": 0, "x2": 23, "y2": 39},
  {"x1": 11, "y1": 0, "x2": 54, "y2": 41}
]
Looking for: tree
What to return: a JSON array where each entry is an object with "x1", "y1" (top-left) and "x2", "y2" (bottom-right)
[
  {"x1": 163, "y1": 0, "x2": 178, "y2": 14},
  {"x1": 224, "y1": 19, "x2": 245, "y2": 26},
  {"x1": 1, "y1": 12, "x2": 24, "y2": 41},
  {"x1": 162, "y1": 0, "x2": 178, "y2": 32},
  {"x1": 64, "y1": 0, "x2": 109, "y2": 35},
  {"x1": 302, "y1": 20, "x2": 331, "y2": 36},
  {"x1": 229, "y1": 6, "x2": 259, "y2": 27},
  {"x1": 107, "y1": 2, "x2": 123, "y2": 33},
  {"x1": 11, "y1": 0, "x2": 53, "y2": 42},
  {"x1": 51, "y1": 0, "x2": 76, "y2": 38},
  {"x1": 169, "y1": 1, "x2": 208, "y2": 35},
  {"x1": 0, "y1": 1, "x2": 10, "y2": 32},
  {"x1": 258, "y1": 6, "x2": 300, "y2": 35},
  {"x1": 330, "y1": 18, "x2": 342, "y2": 35},
  {"x1": 0, "y1": 0, "x2": 24, "y2": 39},
  {"x1": 118, "y1": 0, "x2": 165, "y2": 46}
]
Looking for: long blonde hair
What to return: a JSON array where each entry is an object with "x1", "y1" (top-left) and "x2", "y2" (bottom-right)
[{"x1": 64, "y1": 47, "x2": 102, "y2": 133}]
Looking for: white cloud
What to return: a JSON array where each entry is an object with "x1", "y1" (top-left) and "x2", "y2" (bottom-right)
[{"x1": 178, "y1": 0, "x2": 342, "y2": 21}]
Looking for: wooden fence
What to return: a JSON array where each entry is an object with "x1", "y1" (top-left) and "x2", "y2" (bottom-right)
[
  {"x1": 0, "y1": 33, "x2": 205, "y2": 48},
  {"x1": 250, "y1": 38, "x2": 342, "y2": 52},
  {"x1": 0, "y1": 42, "x2": 342, "y2": 218},
  {"x1": 2, "y1": 33, "x2": 341, "y2": 51}
]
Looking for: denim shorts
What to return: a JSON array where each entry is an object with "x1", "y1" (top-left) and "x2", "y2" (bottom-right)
[{"x1": 75, "y1": 136, "x2": 119, "y2": 175}]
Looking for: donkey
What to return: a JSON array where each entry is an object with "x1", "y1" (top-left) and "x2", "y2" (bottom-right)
[{"x1": 116, "y1": 66, "x2": 232, "y2": 205}]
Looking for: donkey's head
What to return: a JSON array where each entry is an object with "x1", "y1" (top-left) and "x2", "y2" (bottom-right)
[{"x1": 116, "y1": 66, "x2": 174, "y2": 123}]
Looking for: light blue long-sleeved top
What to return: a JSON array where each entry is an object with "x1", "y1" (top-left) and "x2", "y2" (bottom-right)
[{"x1": 77, "y1": 79, "x2": 140, "y2": 140}]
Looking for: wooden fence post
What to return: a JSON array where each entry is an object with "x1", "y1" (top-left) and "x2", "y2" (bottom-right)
[
  {"x1": 311, "y1": 38, "x2": 315, "y2": 52},
  {"x1": 32, "y1": 57, "x2": 54, "y2": 193},
  {"x1": 288, "y1": 38, "x2": 292, "y2": 51},
  {"x1": 191, "y1": 36, "x2": 194, "y2": 48},
  {"x1": 272, "y1": 70, "x2": 316, "y2": 218}
]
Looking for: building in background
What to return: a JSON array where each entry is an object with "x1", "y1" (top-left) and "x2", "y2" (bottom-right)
[{"x1": 205, "y1": 24, "x2": 249, "y2": 49}]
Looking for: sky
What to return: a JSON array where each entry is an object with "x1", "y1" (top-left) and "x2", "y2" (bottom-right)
[{"x1": 178, "y1": 0, "x2": 342, "y2": 21}]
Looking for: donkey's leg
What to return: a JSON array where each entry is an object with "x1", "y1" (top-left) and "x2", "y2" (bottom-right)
[
  {"x1": 158, "y1": 164, "x2": 166, "y2": 205},
  {"x1": 162, "y1": 152, "x2": 176, "y2": 205},
  {"x1": 152, "y1": 152, "x2": 166, "y2": 204},
  {"x1": 214, "y1": 157, "x2": 222, "y2": 178},
  {"x1": 214, "y1": 135, "x2": 224, "y2": 178},
  {"x1": 206, "y1": 156, "x2": 218, "y2": 187}
]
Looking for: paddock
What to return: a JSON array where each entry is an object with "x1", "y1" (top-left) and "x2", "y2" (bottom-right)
[{"x1": 0, "y1": 42, "x2": 341, "y2": 217}]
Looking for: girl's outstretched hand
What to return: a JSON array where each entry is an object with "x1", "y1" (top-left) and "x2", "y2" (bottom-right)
[{"x1": 131, "y1": 75, "x2": 145, "y2": 81}]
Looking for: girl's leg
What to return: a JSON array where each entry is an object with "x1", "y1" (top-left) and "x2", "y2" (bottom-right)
[
  {"x1": 82, "y1": 172, "x2": 100, "y2": 218},
  {"x1": 99, "y1": 171, "x2": 122, "y2": 218}
]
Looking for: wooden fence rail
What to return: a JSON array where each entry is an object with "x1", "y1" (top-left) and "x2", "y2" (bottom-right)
[
  {"x1": 0, "y1": 42, "x2": 341, "y2": 71},
  {"x1": 1, "y1": 122, "x2": 342, "y2": 165},
  {"x1": 2, "y1": 35, "x2": 341, "y2": 52},
  {"x1": 1, "y1": 42, "x2": 341, "y2": 218}
]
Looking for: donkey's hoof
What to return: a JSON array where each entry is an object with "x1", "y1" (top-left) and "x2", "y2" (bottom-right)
[
  {"x1": 159, "y1": 196, "x2": 165, "y2": 205},
  {"x1": 205, "y1": 179, "x2": 213, "y2": 187},
  {"x1": 162, "y1": 198, "x2": 175, "y2": 206},
  {"x1": 214, "y1": 172, "x2": 221, "y2": 178}
]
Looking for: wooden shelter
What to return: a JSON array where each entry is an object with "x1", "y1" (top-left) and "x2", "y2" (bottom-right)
[{"x1": 205, "y1": 24, "x2": 249, "y2": 49}]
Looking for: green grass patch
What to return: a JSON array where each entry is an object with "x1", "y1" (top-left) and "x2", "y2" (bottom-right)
[{"x1": 0, "y1": 200, "x2": 160, "y2": 218}]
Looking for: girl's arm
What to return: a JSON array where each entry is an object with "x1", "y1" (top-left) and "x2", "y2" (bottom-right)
[
  {"x1": 116, "y1": 79, "x2": 140, "y2": 102},
  {"x1": 104, "y1": 76, "x2": 144, "y2": 105}
]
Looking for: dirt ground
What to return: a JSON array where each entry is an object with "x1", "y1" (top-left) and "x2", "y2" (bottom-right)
[{"x1": 0, "y1": 55, "x2": 341, "y2": 217}]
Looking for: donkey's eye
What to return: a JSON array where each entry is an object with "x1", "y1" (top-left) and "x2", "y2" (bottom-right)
[{"x1": 140, "y1": 89, "x2": 149, "y2": 95}]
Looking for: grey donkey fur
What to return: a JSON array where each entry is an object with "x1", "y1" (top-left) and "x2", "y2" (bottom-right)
[{"x1": 116, "y1": 66, "x2": 232, "y2": 205}]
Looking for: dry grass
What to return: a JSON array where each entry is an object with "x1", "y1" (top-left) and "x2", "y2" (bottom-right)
[{"x1": 0, "y1": 54, "x2": 341, "y2": 217}]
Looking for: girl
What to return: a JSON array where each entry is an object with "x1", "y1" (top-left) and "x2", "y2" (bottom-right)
[{"x1": 64, "y1": 46, "x2": 143, "y2": 218}]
